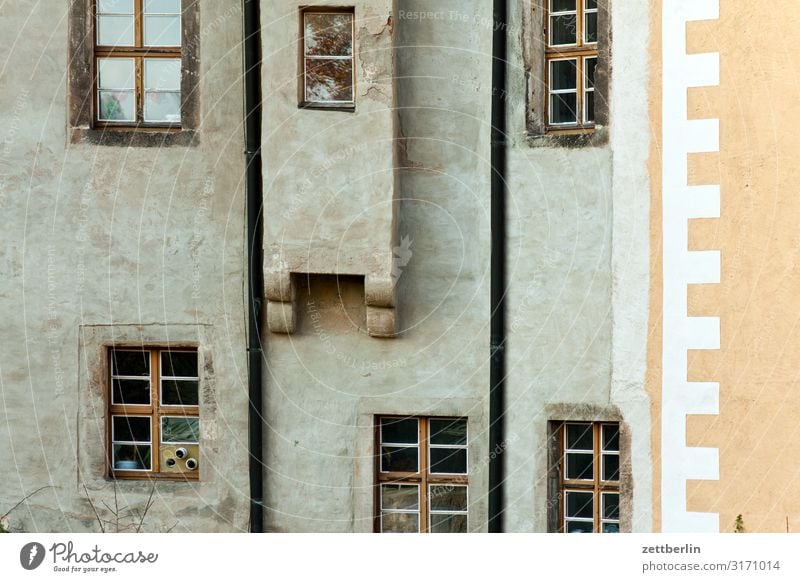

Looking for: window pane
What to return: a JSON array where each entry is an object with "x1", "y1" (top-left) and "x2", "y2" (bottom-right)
[
  {"x1": 603, "y1": 523, "x2": 620, "y2": 533},
  {"x1": 97, "y1": 15, "x2": 135, "y2": 46},
  {"x1": 602, "y1": 424, "x2": 619, "y2": 451},
  {"x1": 565, "y1": 491, "x2": 593, "y2": 519},
  {"x1": 585, "y1": 57, "x2": 597, "y2": 89},
  {"x1": 381, "y1": 512, "x2": 418, "y2": 533},
  {"x1": 112, "y1": 416, "x2": 151, "y2": 442},
  {"x1": 585, "y1": 91, "x2": 595, "y2": 123},
  {"x1": 551, "y1": 0, "x2": 576, "y2": 12},
  {"x1": 161, "y1": 417, "x2": 200, "y2": 443},
  {"x1": 430, "y1": 485, "x2": 467, "y2": 512},
  {"x1": 380, "y1": 446, "x2": 418, "y2": 472},
  {"x1": 566, "y1": 423, "x2": 592, "y2": 450},
  {"x1": 145, "y1": 92, "x2": 181, "y2": 122},
  {"x1": 603, "y1": 453, "x2": 620, "y2": 481},
  {"x1": 550, "y1": 93, "x2": 577, "y2": 125},
  {"x1": 603, "y1": 493, "x2": 620, "y2": 520},
  {"x1": 550, "y1": 14, "x2": 576, "y2": 45},
  {"x1": 380, "y1": 417, "x2": 418, "y2": 444},
  {"x1": 430, "y1": 513, "x2": 468, "y2": 533},
  {"x1": 565, "y1": 452, "x2": 593, "y2": 479},
  {"x1": 161, "y1": 379, "x2": 199, "y2": 406},
  {"x1": 381, "y1": 484, "x2": 418, "y2": 510},
  {"x1": 145, "y1": 0, "x2": 181, "y2": 13},
  {"x1": 145, "y1": 59, "x2": 181, "y2": 91},
  {"x1": 99, "y1": 0, "x2": 134, "y2": 13},
  {"x1": 161, "y1": 351, "x2": 198, "y2": 378},
  {"x1": 305, "y1": 58, "x2": 354, "y2": 103},
  {"x1": 566, "y1": 520, "x2": 593, "y2": 533},
  {"x1": 429, "y1": 419, "x2": 467, "y2": 446},
  {"x1": 98, "y1": 59, "x2": 135, "y2": 91},
  {"x1": 99, "y1": 91, "x2": 136, "y2": 121},
  {"x1": 551, "y1": 60, "x2": 578, "y2": 92},
  {"x1": 112, "y1": 378, "x2": 150, "y2": 405},
  {"x1": 112, "y1": 444, "x2": 151, "y2": 471},
  {"x1": 585, "y1": 0, "x2": 598, "y2": 9},
  {"x1": 144, "y1": 15, "x2": 181, "y2": 46},
  {"x1": 585, "y1": 12, "x2": 598, "y2": 43},
  {"x1": 304, "y1": 13, "x2": 353, "y2": 57},
  {"x1": 430, "y1": 448, "x2": 467, "y2": 474}
]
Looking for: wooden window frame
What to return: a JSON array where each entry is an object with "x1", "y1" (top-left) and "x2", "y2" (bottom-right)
[
  {"x1": 69, "y1": 0, "x2": 200, "y2": 146},
  {"x1": 93, "y1": 0, "x2": 183, "y2": 130},
  {"x1": 108, "y1": 347, "x2": 200, "y2": 481},
  {"x1": 374, "y1": 416, "x2": 469, "y2": 533},
  {"x1": 299, "y1": 7, "x2": 356, "y2": 111},
  {"x1": 545, "y1": 0, "x2": 598, "y2": 133},
  {"x1": 556, "y1": 421, "x2": 620, "y2": 533}
]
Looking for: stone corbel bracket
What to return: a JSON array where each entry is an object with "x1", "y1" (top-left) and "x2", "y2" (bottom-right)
[{"x1": 265, "y1": 258, "x2": 397, "y2": 338}]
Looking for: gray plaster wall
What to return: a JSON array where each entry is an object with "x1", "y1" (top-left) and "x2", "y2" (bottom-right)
[
  {"x1": 0, "y1": 1, "x2": 250, "y2": 532},
  {"x1": 260, "y1": 0, "x2": 652, "y2": 533},
  {"x1": 503, "y1": 0, "x2": 653, "y2": 532}
]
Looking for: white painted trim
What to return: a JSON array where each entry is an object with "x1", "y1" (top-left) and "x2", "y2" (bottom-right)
[{"x1": 661, "y1": 0, "x2": 721, "y2": 533}]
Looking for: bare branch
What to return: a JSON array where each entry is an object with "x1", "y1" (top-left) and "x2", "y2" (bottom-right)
[{"x1": 81, "y1": 484, "x2": 105, "y2": 534}]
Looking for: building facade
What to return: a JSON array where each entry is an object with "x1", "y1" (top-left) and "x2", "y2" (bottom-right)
[{"x1": 0, "y1": 0, "x2": 796, "y2": 534}]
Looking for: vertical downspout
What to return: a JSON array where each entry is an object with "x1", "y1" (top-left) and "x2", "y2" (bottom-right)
[
  {"x1": 489, "y1": 0, "x2": 508, "y2": 533},
  {"x1": 243, "y1": 0, "x2": 264, "y2": 533}
]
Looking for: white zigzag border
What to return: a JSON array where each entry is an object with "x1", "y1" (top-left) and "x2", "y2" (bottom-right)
[{"x1": 661, "y1": 0, "x2": 721, "y2": 532}]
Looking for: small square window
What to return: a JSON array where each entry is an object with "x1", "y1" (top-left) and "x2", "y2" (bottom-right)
[
  {"x1": 376, "y1": 416, "x2": 468, "y2": 533},
  {"x1": 108, "y1": 348, "x2": 200, "y2": 480},
  {"x1": 301, "y1": 9, "x2": 355, "y2": 108}
]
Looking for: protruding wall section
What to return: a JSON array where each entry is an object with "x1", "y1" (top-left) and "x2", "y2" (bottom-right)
[{"x1": 262, "y1": 1, "x2": 399, "y2": 338}]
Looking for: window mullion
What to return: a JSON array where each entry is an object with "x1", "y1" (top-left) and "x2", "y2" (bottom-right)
[
  {"x1": 135, "y1": 0, "x2": 143, "y2": 47},
  {"x1": 134, "y1": 56, "x2": 143, "y2": 123},
  {"x1": 421, "y1": 418, "x2": 429, "y2": 533},
  {"x1": 594, "y1": 423, "x2": 601, "y2": 531},
  {"x1": 559, "y1": 423, "x2": 566, "y2": 532},
  {"x1": 577, "y1": 57, "x2": 584, "y2": 128},
  {"x1": 152, "y1": 350, "x2": 160, "y2": 473}
]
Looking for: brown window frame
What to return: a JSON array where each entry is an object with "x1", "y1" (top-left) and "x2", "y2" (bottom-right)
[
  {"x1": 545, "y1": 0, "x2": 599, "y2": 133},
  {"x1": 374, "y1": 416, "x2": 469, "y2": 533},
  {"x1": 108, "y1": 347, "x2": 200, "y2": 481},
  {"x1": 93, "y1": 0, "x2": 183, "y2": 130},
  {"x1": 299, "y1": 7, "x2": 356, "y2": 111},
  {"x1": 555, "y1": 421, "x2": 620, "y2": 533}
]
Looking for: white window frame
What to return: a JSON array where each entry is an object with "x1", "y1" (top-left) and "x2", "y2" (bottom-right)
[
  {"x1": 548, "y1": 0, "x2": 579, "y2": 47},
  {"x1": 110, "y1": 415, "x2": 153, "y2": 472},
  {"x1": 428, "y1": 483, "x2": 469, "y2": 533}
]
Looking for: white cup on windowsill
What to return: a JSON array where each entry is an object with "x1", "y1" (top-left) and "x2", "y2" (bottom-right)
[{"x1": 115, "y1": 460, "x2": 140, "y2": 470}]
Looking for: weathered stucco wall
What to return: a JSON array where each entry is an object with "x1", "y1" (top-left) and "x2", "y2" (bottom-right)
[
  {"x1": 1, "y1": 0, "x2": 657, "y2": 534},
  {"x1": 261, "y1": 0, "x2": 652, "y2": 533},
  {"x1": 503, "y1": 0, "x2": 652, "y2": 532},
  {"x1": 0, "y1": 1, "x2": 250, "y2": 532}
]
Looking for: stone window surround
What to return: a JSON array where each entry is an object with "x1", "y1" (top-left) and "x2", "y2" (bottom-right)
[
  {"x1": 523, "y1": 0, "x2": 611, "y2": 148},
  {"x1": 78, "y1": 324, "x2": 217, "y2": 504},
  {"x1": 68, "y1": 0, "x2": 201, "y2": 147},
  {"x1": 353, "y1": 397, "x2": 489, "y2": 533},
  {"x1": 545, "y1": 403, "x2": 632, "y2": 533}
]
